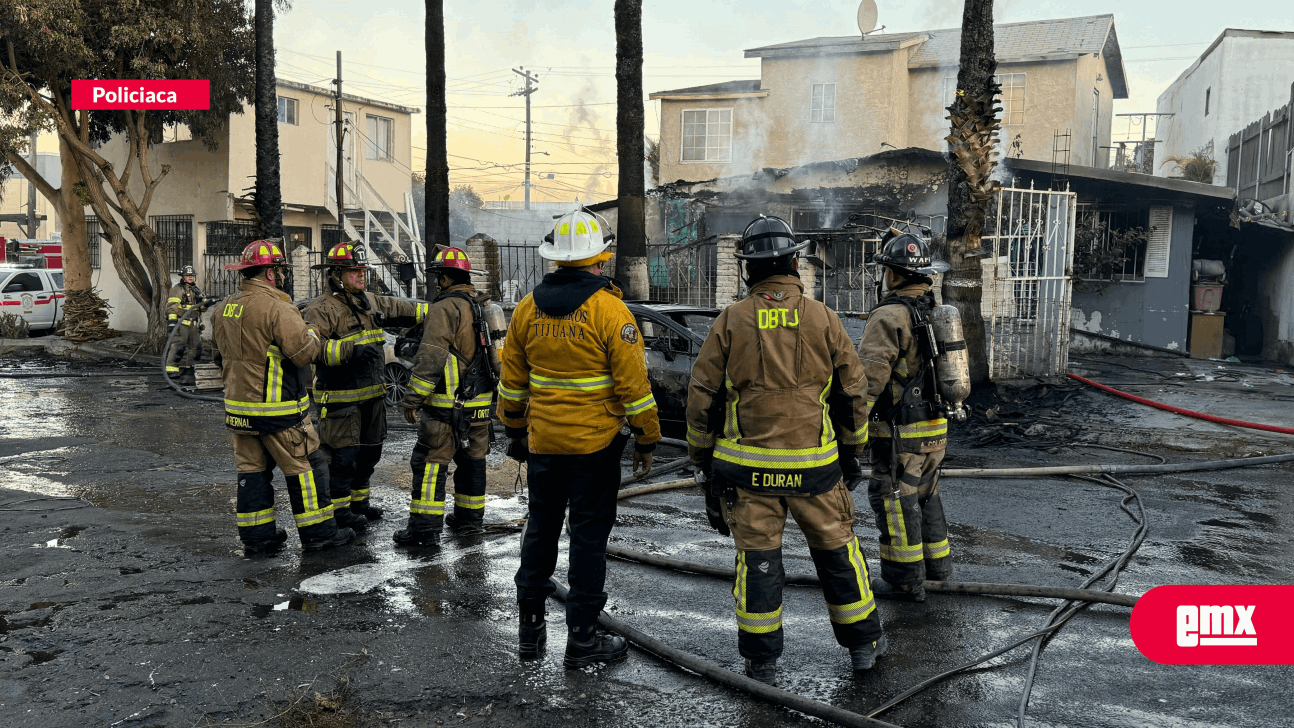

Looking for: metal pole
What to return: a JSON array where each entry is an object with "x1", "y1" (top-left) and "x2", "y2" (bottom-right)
[
  {"x1": 512, "y1": 67, "x2": 538, "y2": 210},
  {"x1": 26, "y1": 130, "x2": 37, "y2": 238},
  {"x1": 335, "y1": 51, "x2": 344, "y2": 226}
]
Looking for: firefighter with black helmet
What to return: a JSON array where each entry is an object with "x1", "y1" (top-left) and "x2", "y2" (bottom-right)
[
  {"x1": 211, "y1": 240, "x2": 382, "y2": 555},
  {"x1": 166, "y1": 264, "x2": 206, "y2": 386},
  {"x1": 393, "y1": 246, "x2": 496, "y2": 544},
  {"x1": 501, "y1": 209, "x2": 659, "y2": 668},
  {"x1": 856, "y1": 228, "x2": 954, "y2": 603},
  {"x1": 304, "y1": 242, "x2": 429, "y2": 531},
  {"x1": 686, "y1": 215, "x2": 886, "y2": 685}
]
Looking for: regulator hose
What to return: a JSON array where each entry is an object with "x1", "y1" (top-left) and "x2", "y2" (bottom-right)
[
  {"x1": 546, "y1": 578, "x2": 903, "y2": 728},
  {"x1": 1068, "y1": 372, "x2": 1294, "y2": 436},
  {"x1": 161, "y1": 305, "x2": 223, "y2": 403}
]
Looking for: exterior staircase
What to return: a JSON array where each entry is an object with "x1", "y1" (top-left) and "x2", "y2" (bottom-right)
[{"x1": 326, "y1": 159, "x2": 425, "y2": 298}]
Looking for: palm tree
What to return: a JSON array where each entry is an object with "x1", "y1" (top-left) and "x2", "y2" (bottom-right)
[
  {"x1": 942, "y1": 0, "x2": 999, "y2": 384},
  {"x1": 425, "y1": 0, "x2": 450, "y2": 296},
  {"x1": 615, "y1": 0, "x2": 648, "y2": 298},
  {"x1": 253, "y1": 0, "x2": 285, "y2": 240}
]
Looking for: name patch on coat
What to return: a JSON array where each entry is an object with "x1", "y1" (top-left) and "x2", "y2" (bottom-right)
[
  {"x1": 620, "y1": 324, "x2": 639, "y2": 344},
  {"x1": 751, "y1": 472, "x2": 803, "y2": 489}
]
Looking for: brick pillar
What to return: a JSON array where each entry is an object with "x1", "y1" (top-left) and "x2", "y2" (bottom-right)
[
  {"x1": 799, "y1": 259, "x2": 818, "y2": 301},
  {"x1": 464, "y1": 233, "x2": 499, "y2": 300},
  {"x1": 714, "y1": 234, "x2": 742, "y2": 309},
  {"x1": 291, "y1": 246, "x2": 311, "y2": 302}
]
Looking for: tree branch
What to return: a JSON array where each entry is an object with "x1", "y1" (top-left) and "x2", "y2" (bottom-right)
[{"x1": 3, "y1": 152, "x2": 60, "y2": 203}]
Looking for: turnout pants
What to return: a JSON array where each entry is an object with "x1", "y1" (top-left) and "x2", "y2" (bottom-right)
[
  {"x1": 867, "y1": 445, "x2": 951, "y2": 586},
  {"x1": 317, "y1": 397, "x2": 389, "y2": 513},
  {"x1": 165, "y1": 321, "x2": 202, "y2": 373},
  {"x1": 231, "y1": 419, "x2": 340, "y2": 544},
  {"x1": 724, "y1": 480, "x2": 883, "y2": 660},
  {"x1": 514, "y1": 433, "x2": 628, "y2": 628},
  {"x1": 405, "y1": 417, "x2": 490, "y2": 532}
]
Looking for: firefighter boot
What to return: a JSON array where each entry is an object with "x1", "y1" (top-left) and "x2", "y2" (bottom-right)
[
  {"x1": 352, "y1": 501, "x2": 384, "y2": 520},
  {"x1": 518, "y1": 601, "x2": 547, "y2": 659},
  {"x1": 242, "y1": 528, "x2": 288, "y2": 557},
  {"x1": 744, "y1": 658, "x2": 778, "y2": 685},
  {"x1": 870, "y1": 577, "x2": 926, "y2": 603},
  {"x1": 302, "y1": 527, "x2": 357, "y2": 552},
  {"x1": 333, "y1": 507, "x2": 369, "y2": 532},
  {"x1": 850, "y1": 634, "x2": 889, "y2": 671},
  {"x1": 563, "y1": 625, "x2": 628, "y2": 669},
  {"x1": 179, "y1": 368, "x2": 197, "y2": 387},
  {"x1": 392, "y1": 526, "x2": 440, "y2": 547}
]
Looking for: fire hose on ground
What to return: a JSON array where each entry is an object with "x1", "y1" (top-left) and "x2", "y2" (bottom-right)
[
  {"x1": 161, "y1": 304, "x2": 224, "y2": 403},
  {"x1": 1068, "y1": 371, "x2": 1294, "y2": 436}
]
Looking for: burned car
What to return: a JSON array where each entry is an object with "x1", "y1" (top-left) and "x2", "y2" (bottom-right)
[{"x1": 625, "y1": 301, "x2": 719, "y2": 434}]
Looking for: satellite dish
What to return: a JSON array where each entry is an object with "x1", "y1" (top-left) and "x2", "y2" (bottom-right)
[{"x1": 857, "y1": 0, "x2": 878, "y2": 36}]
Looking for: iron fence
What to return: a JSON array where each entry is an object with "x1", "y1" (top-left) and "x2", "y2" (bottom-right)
[
  {"x1": 647, "y1": 240, "x2": 717, "y2": 307},
  {"x1": 202, "y1": 253, "x2": 242, "y2": 299},
  {"x1": 153, "y1": 215, "x2": 193, "y2": 272},
  {"x1": 817, "y1": 234, "x2": 881, "y2": 315},
  {"x1": 495, "y1": 243, "x2": 547, "y2": 303}
]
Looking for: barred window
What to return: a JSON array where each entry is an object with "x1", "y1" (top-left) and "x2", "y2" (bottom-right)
[
  {"x1": 152, "y1": 215, "x2": 194, "y2": 271},
  {"x1": 86, "y1": 216, "x2": 102, "y2": 269}
]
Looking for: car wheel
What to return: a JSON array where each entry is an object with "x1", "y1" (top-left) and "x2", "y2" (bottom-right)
[{"x1": 384, "y1": 362, "x2": 411, "y2": 408}]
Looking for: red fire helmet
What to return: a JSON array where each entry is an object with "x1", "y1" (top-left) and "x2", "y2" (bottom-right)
[{"x1": 224, "y1": 240, "x2": 286, "y2": 271}]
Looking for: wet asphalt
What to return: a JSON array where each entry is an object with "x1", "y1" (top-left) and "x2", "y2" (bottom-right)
[{"x1": 1, "y1": 355, "x2": 1292, "y2": 727}]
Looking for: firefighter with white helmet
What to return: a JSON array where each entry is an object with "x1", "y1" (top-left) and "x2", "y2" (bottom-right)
[
  {"x1": 304, "y1": 242, "x2": 430, "y2": 531},
  {"x1": 500, "y1": 208, "x2": 660, "y2": 667},
  {"x1": 393, "y1": 246, "x2": 498, "y2": 544}
]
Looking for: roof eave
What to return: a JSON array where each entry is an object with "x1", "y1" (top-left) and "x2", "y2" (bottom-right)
[
  {"x1": 649, "y1": 91, "x2": 769, "y2": 101},
  {"x1": 744, "y1": 34, "x2": 927, "y2": 59},
  {"x1": 1100, "y1": 22, "x2": 1130, "y2": 100}
]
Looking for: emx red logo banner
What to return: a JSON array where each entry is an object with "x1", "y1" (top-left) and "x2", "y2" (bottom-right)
[
  {"x1": 72, "y1": 80, "x2": 210, "y2": 110},
  {"x1": 1131, "y1": 585, "x2": 1294, "y2": 665}
]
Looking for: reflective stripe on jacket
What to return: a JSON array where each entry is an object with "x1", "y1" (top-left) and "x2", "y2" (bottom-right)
[
  {"x1": 167, "y1": 283, "x2": 203, "y2": 324},
  {"x1": 856, "y1": 282, "x2": 948, "y2": 454},
  {"x1": 402, "y1": 284, "x2": 494, "y2": 422},
  {"x1": 686, "y1": 275, "x2": 870, "y2": 496},
  {"x1": 304, "y1": 290, "x2": 426, "y2": 409},
  {"x1": 496, "y1": 278, "x2": 660, "y2": 455},
  {"x1": 211, "y1": 279, "x2": 353, "y2": 434}
]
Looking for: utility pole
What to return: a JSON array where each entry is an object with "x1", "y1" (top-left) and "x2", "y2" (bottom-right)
[
  {"x1": 511, "y1": 67, "x2": 539, "y2": 210},
  {"x1": 26, "y1": 130, "x2": 37, "y2": 238},
  {"x1": 335, "y1": 51, "x2": 345, "y2": 224}
]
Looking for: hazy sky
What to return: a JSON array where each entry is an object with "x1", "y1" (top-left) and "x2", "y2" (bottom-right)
[{"x1": 266, "y1": 0, "x2": 1288, "y2": 201}]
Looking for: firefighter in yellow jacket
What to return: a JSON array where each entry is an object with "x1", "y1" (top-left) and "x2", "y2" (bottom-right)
[
  {"x1": 304, "y1": 242, "x2": 428, "y2": 530},
  {"x1": 212, "y1": 240, "x2": 383, "y2": 555},
  {"x1": 856, "y1": 230, "x2": 953, "y2": 603},
  {"x1": 499, "y1": 209, "x2": 659, "y2": 668},
  {"x1": 686, "y1": 216, "x2": 885, "y2": 684},
  {"x1": 166, "y1": 265, "x2": 206, "y2": 386},
  {"x1": 393, "y1": 247, "x2": 494, "y2": 544}
]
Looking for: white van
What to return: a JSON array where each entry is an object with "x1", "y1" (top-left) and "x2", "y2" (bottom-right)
[{"x1": 0, "y1": 266, "x2": 65, "y2": 331}]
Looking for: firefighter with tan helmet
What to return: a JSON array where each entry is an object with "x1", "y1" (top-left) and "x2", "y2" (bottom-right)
[
  {"x1": 393, "y1": 246, "x2": 504, "y2": 544},
  {"x1": 686, "y1": 215, "x2": 886, "y2": 684},
  {"x1": 500, "y1": 209, "x2": 659, "y2": 668},
  {"x1": 303, "y1": 242, "x2": 429, "y2": 531},
  {"x1": 856, "y1": 229, "x2": 959, "y2": 603},
  {"x1": 166, "y1": 265, "x2": 206, "y2": 386},
  {"x1": 212, "y1": 240, "x2": 382, "y2": 555}
]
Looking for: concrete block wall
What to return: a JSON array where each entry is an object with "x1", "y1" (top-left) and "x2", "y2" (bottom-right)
[
  {"x1": 463, "y1": 233, "x2": 500, "y2": 300},
  {"x1": 714, "y1": 235, "x2": 742, "y2": 308}
]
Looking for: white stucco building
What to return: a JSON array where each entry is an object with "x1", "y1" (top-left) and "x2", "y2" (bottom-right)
[{"x1": 1155, "y1": 29, "x2": 1294, "y2": 185}]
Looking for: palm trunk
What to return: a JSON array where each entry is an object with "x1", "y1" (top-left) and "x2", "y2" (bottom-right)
[
  {"x1": 615, "y1": 0, "x2": 648, "y2": 298},
  {"x1": 254, "y1": 0, "x2": 283, "y2": 240},
  {"x1": 943, "y1": 0, "x2": 999, "y2": 384},
  {"x1": 424, "y1": 0, "x2": 450, "y2": 298}
]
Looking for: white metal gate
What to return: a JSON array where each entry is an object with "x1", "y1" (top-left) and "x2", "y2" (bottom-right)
[{"x1": 981, "y1": 184, "x2": 1077, "y2": 379}]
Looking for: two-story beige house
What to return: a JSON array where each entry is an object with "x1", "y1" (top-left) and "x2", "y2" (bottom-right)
[
  {"x1": 92, "y1": 80, "x2": 419, "y2": 331},
  {"x1": 651, "y1": 14, "x2": 1128, "y2": 185}
]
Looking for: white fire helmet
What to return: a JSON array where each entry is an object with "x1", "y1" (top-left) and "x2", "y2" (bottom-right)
[{"x1": 539, "y1": 209, "x2": 614, "y2": 262}]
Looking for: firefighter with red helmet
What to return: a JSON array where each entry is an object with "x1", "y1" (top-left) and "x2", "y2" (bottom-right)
[
  {"x1": 394, "y1": 246, "x2": 497, "y2": 544},
  {"x1": 211, "y1": 240, "x2": 381, "y2": 555},
  {"x1": 303, "y1": 242, "x2": 429, "y2": 530}
]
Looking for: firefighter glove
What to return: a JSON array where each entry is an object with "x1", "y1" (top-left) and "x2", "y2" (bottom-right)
[
  {"x1": 353, "y1": 344, "x2": 384, "y2": 367},
  {"x1": 402, "y1": 405, "x2": 418, "y2": 424},
  {"x1": 507, "y1": 436, "x2": 529, "y2": 463},
  {"x1": 839, "y1": 445, "x2": 865, "y2": 491},
  {"x1": 632, "y1": 451, "x2": 653, "y2": 480},
  {"x1": 705, "y1": 494, "x2": 730, "y2": 537}
]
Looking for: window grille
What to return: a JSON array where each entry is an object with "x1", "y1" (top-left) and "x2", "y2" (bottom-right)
[
  {"x1": 681, "y1": 109, "x2": 732, "y2": 162},
  {"x1": 152, "y1": 215, "x2": 194, "y2": 271}
]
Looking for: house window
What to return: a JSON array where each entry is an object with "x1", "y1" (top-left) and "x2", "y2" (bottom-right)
[
  {"x1": 811, "y1": 83, "x2": 836, "y2": 123},
  {"x1": 681, "y1": 109, "x2": 732, "y2": 163},
  {"x1": 152, "y1": 215, "x2": 194, "y2": 272},
  {"x1": 943, "y1": 74, "x2": 1025, "y2": 124},
  {"x1": 1076, "y1": 207, "x2": 1153, "y2": 282},
  {"x1": 86, "y1": 216, "x2": 101, "y2": 269},
  {"x1": 1205, "y1": 88, "x2": 1211, "y2": 116},
  {"x1": 1145, "y1": 206, "x2": 1173, "y2": 279},
  {"x1": 278, "y1": 96, "x2": 297, "y2": 125},
  {"x1": 365, "y1": 115, "x2": 394, "y2": 161}
]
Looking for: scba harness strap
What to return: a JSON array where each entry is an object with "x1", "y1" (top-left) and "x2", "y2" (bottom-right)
[
  {"x1": 870, "y1": 293, "x2": 945, "y2": 434},
  {"x1": 423, "y1": 291, "x2": 499, "y2": 448}
]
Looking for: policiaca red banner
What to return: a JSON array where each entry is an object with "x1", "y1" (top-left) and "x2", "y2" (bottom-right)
[
  {"x1": 71, "y1": 80, "x2": 210, "y2": 110},
  {"x1": 1130, "y1": 585, "x2": 1294, "y2": 665}
]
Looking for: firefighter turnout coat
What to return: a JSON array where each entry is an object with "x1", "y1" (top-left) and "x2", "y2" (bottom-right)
[
  {"x1": 212, "y1": 279, "x2": 355, "y2": 435},
  {"x1": 167, "y1": 282, "x2": 204, "y2": 326},
  {"x1": 304, "y1": 289, "x2": 428, "y2": 411},
  {"x1": 401, "y1": 283, "x2": 492, "y2": 420},
  {"x1": 497, "y1": 270, "x2": 660, "y2": 455},
  {"x1": 686, "y1": 275, "x2": 871, "y2": 496}
]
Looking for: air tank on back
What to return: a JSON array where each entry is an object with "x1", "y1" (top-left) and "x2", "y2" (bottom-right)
[
  {"x1": 929, "y1": 305, "x2": 971, "y2": 422},
  {"x1": 482, "y1": 302, "x2": 508, "y2": 377}
]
